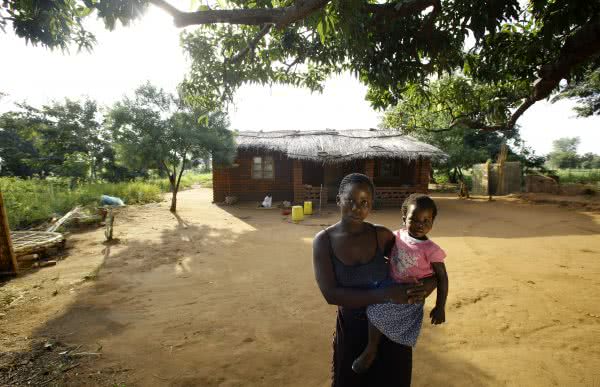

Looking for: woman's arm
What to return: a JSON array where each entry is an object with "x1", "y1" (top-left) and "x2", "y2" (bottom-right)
[{"x1": 313, "y1": 230, "x2": 427, "y2": 308}]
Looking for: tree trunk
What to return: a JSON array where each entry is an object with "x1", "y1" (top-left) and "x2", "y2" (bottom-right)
[
  {"x1": 450, "y1": 167, "x2": 458, "y2": 183},
  {"x1": 170, "y1": 155, "x2": 187, "y2": 213},
  {"x1": 170, "y1": 190, "x2": 177, "y2": 213},
  {"x1": 429, "y1": 167, "x2": 436, "y2": 184}
]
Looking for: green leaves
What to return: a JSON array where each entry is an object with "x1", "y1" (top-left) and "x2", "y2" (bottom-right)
[
  {"x1": 3, "y1": 0, "x2": 599, "y2": 120},
  {"x1": 553, "y1": 68, "x2": 600, "y2": 117},
  {"x1": 382, "y1": 74, "x2": 528, "y2": 171},
  {"x1": 106, "y1": 82, "x2": 235, "y2": 174}
]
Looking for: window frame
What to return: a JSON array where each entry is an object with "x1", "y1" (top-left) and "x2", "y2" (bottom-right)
[{"x1": 251, "y1": 155, "x2": 275, "y2": 179}]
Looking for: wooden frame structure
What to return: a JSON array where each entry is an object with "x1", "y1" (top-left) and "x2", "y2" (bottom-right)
[{"x1": 0, "y1": 191, "x2": 18, "y2": 275}]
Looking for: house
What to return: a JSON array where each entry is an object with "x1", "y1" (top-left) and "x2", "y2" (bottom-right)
[{"x1": 212, "y1": 129, "x2": 447, "y2": 207}]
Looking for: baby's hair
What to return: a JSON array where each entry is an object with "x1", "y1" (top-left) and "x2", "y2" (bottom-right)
[
  {"x1": 338, "y1": 173, "x2": 375, "y2": 197},
  {"x1": 401, "y1": 193, "x2": 438, "y2": 222}
]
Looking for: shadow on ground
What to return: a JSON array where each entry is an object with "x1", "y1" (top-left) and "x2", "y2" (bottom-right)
[{"x1": 6, "y1": 190, "x2": 595, "y2": 385}]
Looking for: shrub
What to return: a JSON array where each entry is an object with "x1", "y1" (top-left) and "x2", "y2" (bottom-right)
[
  {"x1": 555, "y1": 169, "x2": 600, "y2": 185},
  {"x1": 1, "y1": 172, "x2": 214, "y2": 229},
  {"x1": 1, "y1": 178, "x2": 161, "y2": 229}
]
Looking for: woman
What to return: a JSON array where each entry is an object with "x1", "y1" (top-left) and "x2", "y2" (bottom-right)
[{"x1": 313, "y1": 173, "x2": 437, "y2": 387}]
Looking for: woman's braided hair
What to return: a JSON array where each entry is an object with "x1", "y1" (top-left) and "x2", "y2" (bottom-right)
[
  {"x1": 401, "y1": 193, "x2": 438, "y2": 223},
  {"x1": 338, "y1": 173, "x2": 375, "y2": 197}
]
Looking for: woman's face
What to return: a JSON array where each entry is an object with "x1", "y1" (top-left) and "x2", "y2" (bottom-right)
[{"x1": 337, "y1": 183, "x2": 373, "y2": 224}]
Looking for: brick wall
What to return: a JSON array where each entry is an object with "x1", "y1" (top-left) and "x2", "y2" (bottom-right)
[
  {"x1": 213, "y1": 150, "x2": 294, "y2": 203},
  {"x1": 293, "y1": 160, "x2": 303, "y2": 203},
  {"x1": 213, "y1": 154, "x2": 432, "y2": 206},
  {"x1": 365, "y1": 159, "x2": 375, "y2": 178},
  {"x1": 373, "y1": 157, "x2": 430, "y2": 207},
  {"x1": 417, "y1": 157, "x2": 431, "y2": 192}
]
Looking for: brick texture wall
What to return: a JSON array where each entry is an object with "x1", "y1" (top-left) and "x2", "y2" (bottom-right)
[
  {"x1": 292, "y1": 160, "x2": 303, "y2": 203},
  {"x1": 373, "y1": 157, "x2": 431, "y2": 207},
  {"x1": 417, "y1": 157, "x2": 431, "y2": 192},
  {"x1": 213, "y1": 150, "x2": 294, "y2": 203},
  {"x1": 364, "y1": 159, "x2": 375, "y2": 178},
  {"x1": 213, "y1": 153, "x2": 431, "y2": 207}
]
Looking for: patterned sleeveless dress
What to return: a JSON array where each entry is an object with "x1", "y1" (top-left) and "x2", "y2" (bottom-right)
[{"x1": 325, "y1": 224, "x2": 413, "y2": 387}]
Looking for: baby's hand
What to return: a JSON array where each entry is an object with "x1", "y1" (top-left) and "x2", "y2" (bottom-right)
[{"x1": 430, "y1": 306, "x2": 445, "y2": 325}]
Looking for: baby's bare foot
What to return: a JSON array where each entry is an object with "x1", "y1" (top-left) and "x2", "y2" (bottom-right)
[{"x1": 352, "y1": 351, "x2": 377, "y2": 374}]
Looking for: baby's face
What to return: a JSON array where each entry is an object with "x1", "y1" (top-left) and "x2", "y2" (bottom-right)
[{"x1": 404, "y1": 204, "x2": 434, "y2": 239}]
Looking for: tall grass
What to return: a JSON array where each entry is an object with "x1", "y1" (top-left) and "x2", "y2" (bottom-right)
[
  {"x1": 555, "y1": 169, "x2": 600, "y2": 185},
  {"x1": 0, "y1": 172, "x2": 213, "y2": 229}
]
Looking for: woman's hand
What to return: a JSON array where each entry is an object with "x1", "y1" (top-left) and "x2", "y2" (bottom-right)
[{"x1": 386, "y1": 283, "x2": 428, "y2": 304}]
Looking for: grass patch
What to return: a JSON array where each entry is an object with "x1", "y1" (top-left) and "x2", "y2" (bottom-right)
[
  {"x1": 1, "y1": 172, "x2": 213, "y2": 229},
  {"x1": 554, "y1": 169, "x2": 600, "y2": 185},
  {"x1": 0, "y1": 178, "x2": 163, "y2": 229}
]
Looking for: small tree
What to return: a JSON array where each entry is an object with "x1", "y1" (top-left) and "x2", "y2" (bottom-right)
[
  {"x1": 547, "y1": 137, "x2": 581, "y2": 169},
  {"x1": 108, "y1": 83, "x2": 235, "y2": 212}
]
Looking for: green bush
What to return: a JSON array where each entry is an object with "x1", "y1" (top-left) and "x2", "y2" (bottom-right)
[
  {"x1": 1, "y1": 171, "x2": 214, "y2": 229},
  {"x1": 1, "y1": 178, "x2": 162, "y2": 229}
]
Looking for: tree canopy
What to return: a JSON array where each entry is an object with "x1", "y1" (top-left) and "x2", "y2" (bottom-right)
[
  {"x1": 382, "y1": 75, "x2": 546, "y2": 179},
  {"x1": 3, "y1": 0, "x2": 599, "y2": 129},
  {"x1": 553, "y1": 68, "x2": 600, "y2": 117},
  {"x1": 0, "y1": 99, "x2": 110, "y2": 181},
  {"x1": 107, "y1": 83, "x2": 235, "y2": 211},
  {"x1": 546, "y1": 136, "x2": 600, "y2": 169}
]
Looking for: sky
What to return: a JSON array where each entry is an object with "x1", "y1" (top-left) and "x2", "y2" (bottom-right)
[{"x1": 1, "y1": 3, "x2": 599, "y2": 156}]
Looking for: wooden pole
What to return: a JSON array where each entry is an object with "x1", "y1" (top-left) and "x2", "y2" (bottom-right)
[
  {"x1": 0, "y1": 190, "x2": 18, "y2": 275},
  {"x1": 319, "y1": 184, "x2": 323, "y2": 216}
]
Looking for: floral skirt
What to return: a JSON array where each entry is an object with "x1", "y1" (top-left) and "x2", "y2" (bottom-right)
[
  {"x1": 332, "y1": 307, "x2": 412, "y2": 387},
  {"x1": 366, "y1": 303, "x2": 424, "y2": 347}
]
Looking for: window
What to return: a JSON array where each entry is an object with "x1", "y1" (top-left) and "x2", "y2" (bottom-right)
[
  {"x1": 379, "y1": 159, "x2": 417, "y2": 184},
  {"x1": 380, "y1": 159, "x2": 399, "y2": 177},
  {"x1": 252, "y1": 156, "x2": 274, "y2": 179}
]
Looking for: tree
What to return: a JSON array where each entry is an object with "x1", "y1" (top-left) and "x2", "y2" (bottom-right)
[
  {"x1": 0, "y1": 98, "x2": 109, "y2": 180},
  {"x1": 107, "y1": 83, "x2": 235, "y2": 212},
  {"x1": 552, "y1": 137, "x2": 580, "y2": 154},
  {"x1": 579, "y1": 152, "x2": 600, "y2": 169},
  {"x1": 382, "y1": 75, "x2": 542, "y2": 181},
  {"x1": 546, "y1": 137, "x2": 581, "y2": 169},
  {"x1": 3, "y1": 1, "x2": 599, "y2": 130},
  {"x1": 553, "y1": 68, "x2": 600, "y2": 117},
  {"x1": 0, "y1": 110, "x2": 41, "y2": 177}
]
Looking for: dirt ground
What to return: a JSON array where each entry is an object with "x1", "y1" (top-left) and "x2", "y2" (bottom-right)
[{"x1": 1, "y1": 188, "x2": 599, "y2": 386}]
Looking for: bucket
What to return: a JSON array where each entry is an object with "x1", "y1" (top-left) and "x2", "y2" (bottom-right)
[
  {"x1": 303, "y1": 201, "x2": 313, "y2": 215},
  {"x1": 291, "y1": 205, "x2": 304, "y2": 222}
]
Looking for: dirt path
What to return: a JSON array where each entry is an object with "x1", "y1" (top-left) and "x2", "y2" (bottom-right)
[{"x1": 1, "y1": 188, "x2": 600, "y2": 386}]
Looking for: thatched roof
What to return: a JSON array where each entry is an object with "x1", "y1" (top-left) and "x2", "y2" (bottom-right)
[{"x1": 235, "y1": 129, "x2": 447, "y2": 163}]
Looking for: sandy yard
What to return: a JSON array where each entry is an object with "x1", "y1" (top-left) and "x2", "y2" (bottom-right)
[{"x1": 1, "y1": 187, "x2": 599, "y2": 386}]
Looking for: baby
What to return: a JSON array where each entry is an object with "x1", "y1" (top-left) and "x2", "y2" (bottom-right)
[{"x1": 353, "y1": 193, "x2": 449, "y2": 373}]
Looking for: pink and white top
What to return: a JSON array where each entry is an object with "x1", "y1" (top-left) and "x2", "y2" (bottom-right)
[{"x1": 389, "y1": 228, "x2": 446, "y2": 283}]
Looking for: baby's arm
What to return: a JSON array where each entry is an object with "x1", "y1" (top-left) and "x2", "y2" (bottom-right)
[{"x1": 429, "y1": 262, "x2": 448, "y2": 324}]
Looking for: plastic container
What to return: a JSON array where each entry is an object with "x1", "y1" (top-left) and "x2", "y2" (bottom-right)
[
  {"x1": 303, "y1": 201, "x2": 313, "y2": 215},
  {"x1": 291, "y1": 205, "x2": 304, "y2": 222}
]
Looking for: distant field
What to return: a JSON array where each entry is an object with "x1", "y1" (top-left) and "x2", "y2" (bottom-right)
[
  {"x1": 555, "y1": 169, "x2": 600, "y2": 185},
  {"x1": 0, "y1": 172, "x2": 212, "y2": 229}
]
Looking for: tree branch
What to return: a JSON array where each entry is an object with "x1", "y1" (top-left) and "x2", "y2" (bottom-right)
[
  {"x1": 149, "y1": 0, "x2": 330, "y2": 28},
  {"x1": 364, "y1": 0, "x2": 438, "y2": 20},
  {"x1": 150, "y1": 0, "x2": 441, "y2": 64},
  {"x1": 505, "y1": 18, "x2": 600, "y2": 129},
  {"x1": 226, "y1": 24, "x2": 273, "y2": 64}
]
